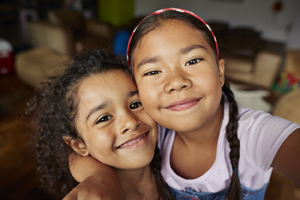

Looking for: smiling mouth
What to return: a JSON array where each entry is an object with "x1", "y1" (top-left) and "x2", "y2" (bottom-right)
[
  {"x1": 164, "y1": 98, "x2": 202, "y2": 111},
  {"x1": 117, "y1": 131, "x2": 149, "y2": 149}
]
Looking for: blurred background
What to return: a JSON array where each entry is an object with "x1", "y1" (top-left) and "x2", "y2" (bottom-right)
[{"x1": 0, "y1": 0, "x2": 299, "y2": 199}]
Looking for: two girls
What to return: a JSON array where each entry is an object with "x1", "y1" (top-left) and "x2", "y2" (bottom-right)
[{"x1": 66, "y1": 8, "x2": 300, "y2": 200}]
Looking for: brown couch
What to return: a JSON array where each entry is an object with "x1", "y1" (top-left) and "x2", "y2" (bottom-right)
[
  {"x1": 223, "y1": 30, "x2": 284, "y2": 89},
  {"x1": 209, "y1": 23, "x2": 285, "y2": 89},
  {"x1": 15, "y1": 10, "x2": 114, "y2": 87},
  {"x1": 46, "y1": 10, "x2": 114, "y2": 53},
  {"x1": 27, "y1": 10, "x2": 114, "y2": 55},
  {"x1": 224, "y1": 46, "x2": 284, "y2": 89}
]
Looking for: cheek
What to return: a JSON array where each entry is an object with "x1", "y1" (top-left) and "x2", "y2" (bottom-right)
[
  {"x1": 143, "y1": 114, "x2": 158, "y2": 133},
  {"x1": 137, "y1": 84, "x2": 156, "y2": 110},
  {"x1": 196, "y1": 69, "x2": 221, "y2": 89},
  {"x1": 85, "y1": 131, "x2": 113, "y2": 156},
  {"x1": 140, "y1": 94, "x2": 153, "y2": 114}
]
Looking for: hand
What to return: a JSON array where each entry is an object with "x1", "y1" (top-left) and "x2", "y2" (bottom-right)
[{"x1": 63, "y1": 175, "x2": 125, "y2": 200}]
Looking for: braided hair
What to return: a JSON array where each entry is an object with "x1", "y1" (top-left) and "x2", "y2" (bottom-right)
[
  {"x1": 151, "y1": 145, "x2": 175, "y2": 200},
  {"x1": 25, "y1": 49, "x2": 171, "y2": 199},
  {"x1": 222, "y1": 80, "x2": 241, "y2": 200},
  {"x1": 127, "y1": 10, "x2": 241, "y2": 200}
]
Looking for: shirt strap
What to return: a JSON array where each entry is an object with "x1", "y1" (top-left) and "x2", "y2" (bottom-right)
[{"x1": 162, "y1": 128, "x2": 170, "y2": 146}]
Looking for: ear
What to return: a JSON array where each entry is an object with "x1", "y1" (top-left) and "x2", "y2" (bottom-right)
[
  {"x1": 218, "y1": 58, "x2": 225, "y2": 87},
  {"x1": 63, "y1": 136, "x2": 89, "y2": 156}
]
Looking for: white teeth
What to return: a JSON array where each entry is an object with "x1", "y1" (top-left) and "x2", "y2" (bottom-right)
[{"x1": 119, "y1": 133, "x2": 146, "y2": 148}]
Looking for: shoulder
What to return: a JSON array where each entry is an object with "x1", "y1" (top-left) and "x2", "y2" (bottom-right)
[
  {"x1": 237, "y1": 104, "x2": 299, "y2": 139},
  {"x1": 235, "y1": 104, "x2": 300, "y2": 171},
  {"x1": 237, "y1": 104, "x2": 269, "y2": 124}
]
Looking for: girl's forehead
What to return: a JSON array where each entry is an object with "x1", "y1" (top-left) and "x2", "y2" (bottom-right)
[
  {"x1": 151, "y1": 19, "x2": 196, "y2": 34},
  {"x1": 131, "y1": 26, "x2": 218, "y2": 74},
  {"x1": 77, "y1": 71, "x2": 135, "y2": 98},
  {"x1": 132, "y1": 20, "x2": 209, "y2": 58},
  {"x1": 139, "y1": 20, "x2": 206, "y2": 50},
  {"x1": 76, "y1": 70, "x2": 138, "y2": 116}
]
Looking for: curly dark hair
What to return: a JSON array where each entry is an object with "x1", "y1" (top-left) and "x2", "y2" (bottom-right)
[
  {"x1": 25, "y1": 49, "x2": 174, "y2": 200},
  {"x1": 24, "y1": 50, "x2": 135, "y2": 199}
]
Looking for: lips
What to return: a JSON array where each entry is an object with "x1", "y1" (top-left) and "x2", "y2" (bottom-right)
[
  {"x1": 164, "y1": 97, "x2": 201, "y2": 111},
  {"x1": 117, "y1": 131, "x2": 149, "y2": 149}
]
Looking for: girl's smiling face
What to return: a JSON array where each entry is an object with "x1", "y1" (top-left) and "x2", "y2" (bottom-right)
[
  {"x1": 132, "y1": 20, "x2": 225, "y2": 134},
  {"x1": 74, "y1": 70, "x2": 158, "y2": 170}
]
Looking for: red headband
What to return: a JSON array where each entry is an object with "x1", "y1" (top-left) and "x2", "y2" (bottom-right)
[{"x1": 126, "y1": 8, "x2": 219, "y2": 66}]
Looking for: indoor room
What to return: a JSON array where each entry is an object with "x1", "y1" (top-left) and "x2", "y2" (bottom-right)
[{"x1": 0, "y1": 0, "x2": 299, "y2": 199}]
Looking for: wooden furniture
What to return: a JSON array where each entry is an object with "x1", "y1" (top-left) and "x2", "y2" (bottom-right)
[
  {"x1": 224, "y1": 41, "x2": 284, "y2": 89},
  {"x1": 15, "y1": 10, "x2": 115, "y2": 87}
]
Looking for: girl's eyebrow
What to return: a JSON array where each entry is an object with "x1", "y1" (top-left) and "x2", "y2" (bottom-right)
[
  {"x1": 137, "y1": 56, "x2": 159, "y2": 70},
  {"x1": 86, "y1": 90, "x2": 138, "y2": 122},
  {"x1": 179, "y1": 44, "x2": 206, "y2": 55},
  {"x1": 128, "y1": 90, "x2": 139, "y2": 97},
  {"x1": 86, "y1": 101, "x2": 109, "y2": 122},
  {"x1": 137, "y1": 44, "x2": 206, "y2": 70}
]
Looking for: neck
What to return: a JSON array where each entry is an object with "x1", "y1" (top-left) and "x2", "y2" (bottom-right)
[
  {"x1": 115, "y1": 165, "x2": 159, "y2": 200},
  {"x1": 169, "y1": 104, "x2": 224, "y2": 179},
  {"x1": 176, "y1": 103, "x2": 223, "y2": 148}
]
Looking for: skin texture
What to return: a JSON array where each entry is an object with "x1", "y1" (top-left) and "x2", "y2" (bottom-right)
[
  {"x1": 64, "y1": 70, "x2": 159, "y2": 200},
  {"x1": 132, "y1": 19, "x2": 226, "y2": 178}
]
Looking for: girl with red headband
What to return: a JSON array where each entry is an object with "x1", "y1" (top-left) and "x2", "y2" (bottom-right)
[{"x1": 65, "y1": 8, "x2": 300, "y2": 200}]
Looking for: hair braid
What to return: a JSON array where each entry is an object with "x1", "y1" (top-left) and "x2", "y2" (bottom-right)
[
  {"x1": 222, "y1": 80, "x2": 241, "y2": 200},
  {"x1": 127, "y1": 9, "x2": 242, "y2": 199},
  {"x1": 150, "y1": 145, "x2": 175, "y2": 200}
]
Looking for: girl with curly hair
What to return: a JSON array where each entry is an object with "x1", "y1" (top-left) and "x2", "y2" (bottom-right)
[{"x1": 25, "y1": 49, "x2": 174, "y2": 200}]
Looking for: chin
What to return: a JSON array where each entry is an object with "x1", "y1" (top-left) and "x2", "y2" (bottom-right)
[
  {"x1": 130, "y1": 152, "x2": 155, "y2": 169},
  {"x1": 114, "y1": 151, "x2": 155, "y2": 170}
]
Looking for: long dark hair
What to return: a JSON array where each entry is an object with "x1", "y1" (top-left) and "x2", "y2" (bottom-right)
[
  {"x1": 25, "y1": 49, "x2": 172, "y2": 199},
  {"x1": 128, "y1": 10, "x2": 241, "y2": 200}
]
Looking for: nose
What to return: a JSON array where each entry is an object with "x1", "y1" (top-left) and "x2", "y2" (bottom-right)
[
  {"x1": 118, "y1": 110, "x2": 140, "y2": 134},
  {"x1": 163, "y1": 70, "x2": 192, "y2": 93}
]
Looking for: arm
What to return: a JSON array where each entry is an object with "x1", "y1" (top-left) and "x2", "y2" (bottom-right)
[
  {"x1": 64, "y1": 154, "x2": 125, "y2": 200},
  {"x1": 272, "y1": 128, "x2": 300, "y2": 186}
]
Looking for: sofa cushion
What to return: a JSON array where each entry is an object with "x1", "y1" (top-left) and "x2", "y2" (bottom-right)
[
  {"x1": 273, "y1": 88, "x2": 300, "y2": 125},
  {"x1": 28, "y1": 21, "x2": 74, "y2": 55},
  {"x1": 284, "y1": 50, "x2": 300, "y2": 79},
  {"x1": 225, "y1": 51, "x2": 282, "y2": 89},
  {"x1": 15, "y1": 47, "x2": 68, "y2": 87},
  {"x1": 253, "y1": 52, "x2": 282, "y2": 88}
]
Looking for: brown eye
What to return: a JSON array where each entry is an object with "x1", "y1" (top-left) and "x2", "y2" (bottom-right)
[
  {"x1": 144, "y1": 71, "x2": 160, "y2": 76},
  {"x1": 186, "y1": 58, "x2": 203, "y2": 66},
  {"x1": 96, "y1": 115, "x2": 112, "y2": 124},
  {"x1": 130, "y1": 101, "x2": 142, "y2": 109}
]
